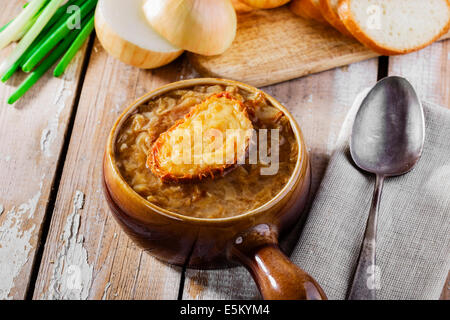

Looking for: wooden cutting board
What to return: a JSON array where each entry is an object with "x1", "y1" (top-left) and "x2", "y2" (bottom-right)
[{"x1": 188, "y1": 6, "x2": 450, "y2": 87}]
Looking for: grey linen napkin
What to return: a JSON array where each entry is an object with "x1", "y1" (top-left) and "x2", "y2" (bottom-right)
[{"x1": 291, "y1": 89, "x2": 450, "y2": 300}]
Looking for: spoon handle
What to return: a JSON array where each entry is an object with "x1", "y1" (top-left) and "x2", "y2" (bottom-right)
[{"x1": 348, "y1": 175, "x2": 384, "y2": 300}]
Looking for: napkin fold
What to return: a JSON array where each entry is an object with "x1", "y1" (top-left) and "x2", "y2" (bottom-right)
[{"x1": 291, "y1": 89, "x2": 450, "y2": 300}]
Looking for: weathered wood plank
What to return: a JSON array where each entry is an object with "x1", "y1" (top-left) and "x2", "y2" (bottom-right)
[
  {"x1": 32, "y1": 39, "x2": 198, "y2": 300},
  {"x1": 182, "y1": 59, "x2": 379, "y2": 300},
  {"x1": 389, "y1": 40, "x2": 449, "y2": 107},
  {"x1": 388, "y1": 39, "x2": 450, "y2": 300},
  {"x1": 0, "y1": 0, "x2": 90, "y2": 299}
]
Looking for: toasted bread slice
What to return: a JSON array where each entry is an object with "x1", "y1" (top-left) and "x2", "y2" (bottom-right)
[
  {"x1": 319, "y1": 0, "x2": 352, "y2": 36},
  {"x1": 338, "y1": 0, "x2": 450, "y2": 55},
  {"x1": 290, "y1": 0, "x2": 327, "y2": 23},
  {"x1": 148, "y1": 93, "x2": 254, "y2": 182}
]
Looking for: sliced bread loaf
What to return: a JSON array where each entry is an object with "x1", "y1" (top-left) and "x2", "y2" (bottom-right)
[
  {"x1": 338, "y1": 0, "x2": 450, "y2": 55},
  {"x1": 290, "y1": 0, "x2": 327, "y2": 23},
  {"x1": 319, "y1": 0, "x2": 352, "y2": 36}
]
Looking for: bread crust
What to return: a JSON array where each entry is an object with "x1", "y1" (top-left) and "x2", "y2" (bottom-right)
[
  {"x1": 338, "y1": 0, "x2": 450, "y2": 55},
  {"x1": 318, "y1": 0, "x2": 352, "y2": 36},
  {"x1": 148, "y1": 92, "x2": 253, "y2": 183},
  {"x1": 290, "y1": 0, "x2": 327, "y2": 23}
]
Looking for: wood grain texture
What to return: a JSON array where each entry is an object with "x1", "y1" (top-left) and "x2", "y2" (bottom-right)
[
  {"x1": 0, "y1": 1, "x2": 89, "y2": 299},
  {"x1": 388, "y1": 39, "x2": 450, "y2": 300},
  {"x1": 389, "y1": 40, "x2": 449, "y2": 107},
  {"x1": 182, "y1": 58, "x2": 379, "y2": 300},
  {"x1": 189, "y1": 6, "x2": 450, "y2": 88},
  {"x1": 32, "y1": 39, "x2": 199, "y2": 300},
  {"x1": 6, "y1": 4, "x2": 442, "y2": 299}
]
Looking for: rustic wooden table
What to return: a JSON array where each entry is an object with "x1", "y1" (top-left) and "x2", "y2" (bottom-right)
[{"x1": 0, "y1": 1, "x2": 448, "y2": 300}]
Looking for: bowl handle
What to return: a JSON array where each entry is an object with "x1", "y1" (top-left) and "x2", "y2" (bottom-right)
[{"x1": 229, "y1": 224, "x2": 327, "y2": 300}]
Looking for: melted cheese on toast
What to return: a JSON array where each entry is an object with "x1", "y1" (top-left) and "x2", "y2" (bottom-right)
[{"x1": 148, "y1": 93, "x2": 254, "y2": 182}]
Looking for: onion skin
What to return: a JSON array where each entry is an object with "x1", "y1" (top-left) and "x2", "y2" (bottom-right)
[
  {"x1": 95, "y1": 6, "x2": 183, "y2": 69},
  {"x1": 240, "y1": 0, "x2": 291, "y2": 9},
  {"x1": 143, "y1": 0, "x2": 237, "y2": 56},
  {"x1": 231, "y1": 0, "x2": 256, "y2": 12}
]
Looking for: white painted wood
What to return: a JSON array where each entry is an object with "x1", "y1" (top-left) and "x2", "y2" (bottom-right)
[{"x1": 0, "y1": 0, "x2": 90, "y2": 299}]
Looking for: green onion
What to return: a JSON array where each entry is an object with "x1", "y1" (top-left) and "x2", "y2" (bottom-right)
[
  {"x1": 0, "y1": 0, "x2": 65, "y2": 76},
  {"x1": 1, "y1": 0, "x2": 80, "y2": 78},
  {"x1": 19, "y1": 0, "x2": 86, "y2": 71},
  {"x1": 2, "y1": 33, "x2": 46, "y2": 82},
  {"x1": 11, "y1": 15, "x2": 38, "y2": 43},
  {"x1": 1, "y1": 0, "x2": 81, "y2": 82},
  {"x1": 11, "y1": 3, "x2": 47, "y2": 42},
  {"x1": 8, "y1": 27, "x2": 81, "y2": 104},
  {"x1": 0, "y1": 0, "x2": 47, "y2": 50},
  {"x1": 0, "y1": 2, "x2": 31, "y2": 33},
  {"x1": 1, "y1": 0, "x2": 96, "y2": 103},
  {"x1": 1, "y1": 57, "x2": 24, "y2": 82},
  {"x1": 2, "y1": 1, "x2": 90, "y2": 82},
  {"x1": 0, "y1": 20, "x2": 13, "y2": 33},
  {"x1": 44, "y1": 0, "x2": 81, "y2": 34},
  {"x1": 54, "y1": 14, "x2": 94, "y2": 77},
  {"x1": 10, "y1": 0, "x2": 53, "y2": 42},
  {"x1": 22, "y1": 0, "x2": 97, "y2": 73}
]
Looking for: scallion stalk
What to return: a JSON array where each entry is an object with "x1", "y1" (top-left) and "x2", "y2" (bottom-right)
[
  {"x1": 0, "y1": 0, "x2": 47, "y2": 50},
  {"x1": 17, "y1": 0, "x2": 86, "y2": 74},
  {"x1": 11, "y1": 0, "x2": 53, "y2": 42},
  {"x1": 2, "y1": 0, "x2": 83, "y2": 81},
  {"x1": 12, "y1": 8, "x2": 44, "y2": 42},
  {"x1": 0, "y1": 20, "x2": 13, "y2": 33},
  {"x1": 8, "y1": 25, "x2": 81, "y2": 104},
  {"x1": 22, "y1": 0, "x2": 97, "y2": 73},
  {"x1": 44, "y1": 0, "x2": 81, "y2": 34},
  {"x1": 54, "y1": 14, "x2": 94, "y2": 77},
  {"x1": 0, "y1": 2, "x2": 32, "y2": 33},
  {"x1": 1, "y1": 56, "x2": 24, "y2": 82},
  {"x1": 0, "y1": 0, "x2": 65, "y2": 76},
  {"x1": 11, "y1": 16, "x2": 37, "y2": 43}
]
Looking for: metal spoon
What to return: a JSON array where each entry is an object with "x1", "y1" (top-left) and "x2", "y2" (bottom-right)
[{"x1": 348, "y1": 76, "x2": 425, "y2": 300}]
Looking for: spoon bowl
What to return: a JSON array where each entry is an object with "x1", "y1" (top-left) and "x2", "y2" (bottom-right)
[
  {"x1": 350, "y1": 76, "x2": 425, "y2": 176},
  {"x1": 348, "y1": 76, "x2": 425, "y2": 300}
]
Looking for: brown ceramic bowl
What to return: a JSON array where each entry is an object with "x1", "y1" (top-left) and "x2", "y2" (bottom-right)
[{"x1": 103, "y1": 78, "x2": 327, "y2": 300}]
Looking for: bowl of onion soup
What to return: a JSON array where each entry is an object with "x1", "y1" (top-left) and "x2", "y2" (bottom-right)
[{"x1": 103, "y1": 78, "x2": 326, "y2": 300}]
